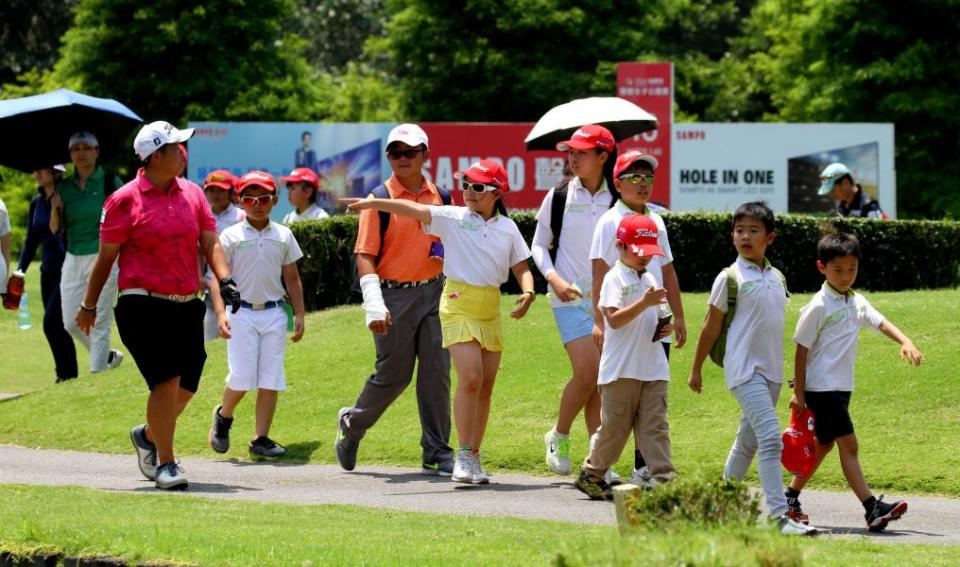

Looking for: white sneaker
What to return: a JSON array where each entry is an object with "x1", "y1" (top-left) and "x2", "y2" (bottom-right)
[
  {"x1": 605, "y1": 469, "x2": 622, "y2": 486},
  {"x1": 630, "y1": 465, "x2": 654, "y2": 489},
  {"x1": 778, "y1": 514, "x2": 820, "y2": 536},
  {"x1": 106, "y1": 349, "x2": 124, "y2": 370},
  {"x1": 155, "y1": 461, "x2": 188, "y2": 490},
  {"x1": 544, "y1": 429, "x2": 571, "y2": 475},
  {"x1": 473, "y1": 453, "x2": 490, "y2": 485},
  {"x1": 452, "y1": 450, "x2": 474, "y2": 484}
]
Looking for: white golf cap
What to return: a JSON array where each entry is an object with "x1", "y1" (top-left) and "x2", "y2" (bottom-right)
[
  {"x1": 133, "y1": 120, "x2": 195, "y2": 161},
  {"x1": 818, "y1": 162, "x2": 852, "y2": 196},
  {"x1": 68, "y1": 131, "x2": 99, "y2": 150},
  {"x1": 386, "y1": 123, "x2": 429, "y2": 149}
]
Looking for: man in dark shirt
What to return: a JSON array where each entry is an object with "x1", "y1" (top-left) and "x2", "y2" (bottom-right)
[
  {"x1": 818, "y1": 162, "x2": 888, "y2": 219},
  {"x1": 294, "y1": 131, "x2": 318, "y2": 173}
]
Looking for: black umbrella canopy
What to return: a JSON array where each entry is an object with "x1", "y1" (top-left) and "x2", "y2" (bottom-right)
[{"x1": 0, "y1": 89, "x2": 143, "y2": 172}]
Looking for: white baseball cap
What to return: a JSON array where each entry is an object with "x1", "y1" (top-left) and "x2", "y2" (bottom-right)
[
  {"x1": 133, "y1": 121, "x2": 195, "y2": 161},
  {"x1": 68, "y1": 131, "x2": 99, "y2": 150},
  {"x1": 818, "y1": 162, "x2": 853, "y2": 195},
  {"x1": 386, "y1": 123, "x2": 429, "y2": 149}
]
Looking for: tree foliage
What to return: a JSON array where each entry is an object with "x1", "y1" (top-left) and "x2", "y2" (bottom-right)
[
  {"x1": 52, "y1": 0, "x2": 325, "y2": 125},
  {"x1": 0, "y1": 0, "x2": 79, "y2": 87}
]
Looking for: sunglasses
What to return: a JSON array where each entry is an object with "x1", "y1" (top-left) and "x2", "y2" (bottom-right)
[
  {"x1": 386, "y1": 148, "x2": 424, "y2": 160},
  {"x1": 619, "y1": 173, "x2": 655, "y2": 185},
  {"x1": 460, "y1": 180, "x2": 500, "y2": 193},
  {"x1": 240, "y1": 194, "x2": 273, "y2": 206}
]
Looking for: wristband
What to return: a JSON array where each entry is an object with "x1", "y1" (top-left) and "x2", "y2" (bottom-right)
[
  {"x1": 79, "y1": 301, "x2": 96, "y2": 312},
  {"x1": 521, "y1": 290, "x2": 535, "y2": 297},
  {"x1": 359, "y1": 274, "x2": 388, "y2": 326}
]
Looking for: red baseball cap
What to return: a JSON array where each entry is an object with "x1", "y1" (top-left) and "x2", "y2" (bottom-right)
[
  {"x1": 613, "y1": 150, "x2": 660, "y2": 178},
  {"x1": 454, "y1": 159, "x2": 510, "y2": 192},
  {"x1": 280, "y1": 167, "x2": 320, "y2": 189},
  {"x1": 203, "y1": 169, "x2": 236, "y2": 191},
  {"x1": 237, "y1": 170, "x2": 277, "y2": 193},
  {"x1": 556, "y1": 124, "x2": 616, "y2": 153},
  {"x1": 616, "y1": 214, "x2": 665, "y2": 257},
  {"x1": 781, "y1": 409, "x2": 817, "y2": 477}
]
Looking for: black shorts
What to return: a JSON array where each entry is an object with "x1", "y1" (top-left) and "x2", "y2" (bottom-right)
[
  {"x1": 115, "y1": 295, "x2": 207, "y2": 393},
  {"x1": 805, "y1": 390, "x2": 854, "y2": 444}
]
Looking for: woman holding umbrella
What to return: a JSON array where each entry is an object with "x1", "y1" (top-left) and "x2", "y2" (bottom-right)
[
  {"x1": 50, "y1": 131, "x2": 124, "y2": 374},
  {"x1": 14, "y1": 164, "x2": 78, "y2": 382}
]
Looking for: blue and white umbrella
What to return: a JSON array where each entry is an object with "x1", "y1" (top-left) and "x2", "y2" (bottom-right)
[{"x1": 0, "y1": 88, "x2": 142, "y2": 172}]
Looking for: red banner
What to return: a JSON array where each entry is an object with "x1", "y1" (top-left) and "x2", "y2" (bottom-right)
[{"x1": 616, "y1": 62, "x2": 674, "y2": 208}]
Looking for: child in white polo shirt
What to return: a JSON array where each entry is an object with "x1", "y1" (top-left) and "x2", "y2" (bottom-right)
[
  {"x1": 208, "y1": 170, "x2": 306, "y2": 459},
  {"x1": 575, "y1": 213, "x2": 675, "y2": 500},
  {"x1": 784, "y1": 233, "x2": 922, "y2": 532},
  {"x1": 344, "y1": 159, "x2": 535, "y2": 485},
  {"x1": 687, "y1": 201, "x2": 818, "y2": 536}
]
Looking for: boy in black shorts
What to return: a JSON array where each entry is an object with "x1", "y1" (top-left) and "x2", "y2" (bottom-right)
[{"x1": 786, "y1": 233, "x2": 923, "y2": 531}]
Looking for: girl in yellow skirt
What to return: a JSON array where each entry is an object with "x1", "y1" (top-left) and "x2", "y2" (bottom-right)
[{"x1": 344, "y1": 159, "x2": 535, "y2": 484}]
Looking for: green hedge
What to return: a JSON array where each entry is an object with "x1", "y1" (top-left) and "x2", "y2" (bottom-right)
[{"x1": 290, "y1": 212, "x2": 960, "y2": 312}]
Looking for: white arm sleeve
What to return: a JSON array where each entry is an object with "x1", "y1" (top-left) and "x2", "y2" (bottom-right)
[{"x1": 360, "y1": 274, "x2": 388, "y2": 326}]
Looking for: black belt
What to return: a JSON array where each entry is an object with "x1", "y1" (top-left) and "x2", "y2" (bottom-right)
[{"x1": 381, "y1": 274, "x2": 442, "y2": 289}]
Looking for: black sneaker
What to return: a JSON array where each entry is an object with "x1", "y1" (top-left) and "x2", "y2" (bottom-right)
[
  {"x1": 422, "y1": 458, "x2": 454, "y2": 477},
  {"x1": 866, "y1": 495, "x2": 908, "y2": 532},
  {"x1": 575, "y1": 470, "x2": 614, "y2": 501},
  {"x1": 249, "y1": 436, "x2": 286, "y2": 458},
  {"x1": 335, "y1": 407, "x2": 359, "y2": 471},
  {"x1": 786, "y1": 495, "x2": 810, "y2": 525},
  {"x1": 208, "y1": 405, "x2": 233, "y2": 454}
]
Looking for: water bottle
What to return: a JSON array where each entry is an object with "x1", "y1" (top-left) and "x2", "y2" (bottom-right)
[{"x1": 18, "y1": 292, "x2": 32, "y2": 330}]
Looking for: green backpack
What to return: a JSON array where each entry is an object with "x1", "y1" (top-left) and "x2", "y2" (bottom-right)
[{"x1": 708, "y1": 262, "x2": 788, "y2": 367}]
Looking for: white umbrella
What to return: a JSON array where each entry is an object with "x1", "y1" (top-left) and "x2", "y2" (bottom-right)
[{"x1": 524, "y1": 96, "x2": 658, "y2": 151}]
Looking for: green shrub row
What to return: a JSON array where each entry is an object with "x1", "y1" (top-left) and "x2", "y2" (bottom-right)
[{"x1": 290, "y1": 212, "x2": 960, "y2": 312}]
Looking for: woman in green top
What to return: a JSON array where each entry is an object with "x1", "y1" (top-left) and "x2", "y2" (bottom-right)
[{"x1": 50, "y1": 131, "x2": 124, "y2": 373}]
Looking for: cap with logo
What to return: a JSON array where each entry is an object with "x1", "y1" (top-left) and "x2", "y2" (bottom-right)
[
  {"x1": 203, "y1": 169, "x2": 237, "y2": 191},
  {"x1": 616, "y1": 213, "x2": 665, "y2": 257},
  {"x1": 237, "y1": 170, "x2": 277, "y2": 193},
  {"x1": 453, "y1": 159, "x2": 509, "y2": 192},
  {"x1": 555, "y1": 124, "x2": 616, "y2": 153},
  {"x1": 386, "y1": 123, "x2": 429, "y2": 149},
  {"x1": 818, "y1": 162, "x2": 852, "y2": 196},
  {"x1": 614, "y1": 150, "x2": 659, "y2": 178},
  {"x1": 68, "y1": 131, "x2": 99, "y2": 150},
  {"x1": 280, "y1": 167, "x2": 320, "y2": 189},
  {"x1": 133, "y1": 121, "x2": 196, "y2": 161}
]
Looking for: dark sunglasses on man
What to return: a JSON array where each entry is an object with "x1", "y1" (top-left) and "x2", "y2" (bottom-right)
[{"x1": 386, "y1": 148, "x2": 424, "y2": 161}]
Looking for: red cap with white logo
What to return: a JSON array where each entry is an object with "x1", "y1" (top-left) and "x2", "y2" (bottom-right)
[
  {"x1": 555, "y1": 124, "x2": 616, "y2": 153},
  {"x1": 616, "y1": 213, "x2": 664, "y2": 257},
  {"x1": 237, "y1": 170, "x2": 277, "y2": 193},
  {"x1": 280, "y1": 167, "x2": 320, "y2": 189},
  {"x1": 454, "y1": 159, "x2": 510, "y2": 192},
  {"x1": 613, "y1": 150, "x2": 659, "y2": 178}
]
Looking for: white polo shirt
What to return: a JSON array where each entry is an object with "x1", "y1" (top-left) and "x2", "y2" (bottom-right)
[
  {"x1": 213, "y1": 204, "x2": 245, "y2": 234},
  {"x1": 531, "y1": 178, "x2": 613, "y2": 309},
  {"x1": 424, "y1": 205, "x2": 530, "y2": 287},
  {"x1": 219, "y1": 220, "x2": 303, "y2": 304},
  {"x1": 793, "y1": 284, "x2": 885, "y2": 392},
  {"x1": 597, "y1": 262, "x2": 670, "y2": 384},
  {"x1": 708, "y1": 256, "x2": 789, "y2": 389},
  {"x1": 282, "y1": 203, "x2": 329, "y2": 225}
]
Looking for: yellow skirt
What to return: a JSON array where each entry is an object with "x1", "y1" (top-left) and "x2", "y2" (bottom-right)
[{"x1": 439, "y1": 280, "x2": 503, "y2": 351}]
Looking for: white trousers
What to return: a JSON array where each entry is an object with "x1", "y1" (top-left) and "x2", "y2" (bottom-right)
[
  {"x1": 60, "y1": 252, "x2": 119, "y2": 372},
  {"x1": 225, "y1": 307, "x2": 287, "y2": 391}
]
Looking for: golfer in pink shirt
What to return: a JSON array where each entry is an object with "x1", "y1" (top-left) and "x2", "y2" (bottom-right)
[{"x1": 76, "y1": 121, "x2": 241, "y2": 490}]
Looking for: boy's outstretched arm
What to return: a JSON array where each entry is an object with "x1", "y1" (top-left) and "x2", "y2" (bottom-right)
[
  {"x1": 340, "y1": 197, "x2": 432, "y2": 225},
  {"x1": 790, "y1": 345, "x2": 809, "y2": 412},
  {"x1": 687, "y1": 305, "x2": 725, "y2": 393},
  {"x1": 879, "y1": 320, "x2": 923, "y2": 366},
  {"x1": 283, "y1": 262, "x2": 305, "y2": 342}
]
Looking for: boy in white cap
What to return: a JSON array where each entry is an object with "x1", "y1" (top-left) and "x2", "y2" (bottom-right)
[
  {"x1": 208, "y1": 170, "x2": 306, "y2": 459},
  {"x1": 818, "y1": 163, "x2": 887, "y2": 219}
]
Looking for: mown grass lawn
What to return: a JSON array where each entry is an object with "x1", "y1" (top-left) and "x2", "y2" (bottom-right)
[{"x1": 2, "y1": 274, "x2": 957, "y2": 497}]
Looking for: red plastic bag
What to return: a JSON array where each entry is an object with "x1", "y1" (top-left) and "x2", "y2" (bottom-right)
[{"x1": 781, "y1": 408, "x2": 816, "y2": 477}]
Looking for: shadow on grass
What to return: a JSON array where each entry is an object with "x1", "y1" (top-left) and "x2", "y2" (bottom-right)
[{"x1": 816, "y1": 525, "x2": 945, "y2": 539}]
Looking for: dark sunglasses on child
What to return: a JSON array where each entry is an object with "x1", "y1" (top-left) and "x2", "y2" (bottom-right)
[
  {"x1": 386, "y1": 148, "x2": 424, "y2": 160},
  {"x1": 240, "y1": 194, "x2": 273, "y2": 206}
]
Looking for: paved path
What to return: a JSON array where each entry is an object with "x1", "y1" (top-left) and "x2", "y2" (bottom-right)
[{"x1": 1, "y1": 445, "x2": 957, "y2": 545}]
